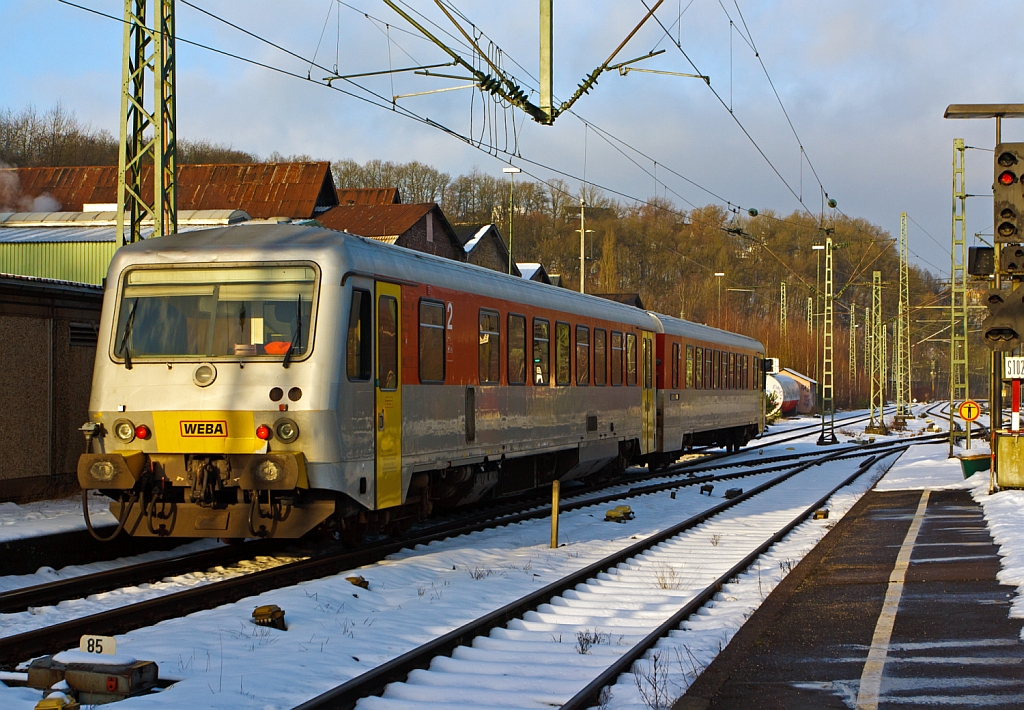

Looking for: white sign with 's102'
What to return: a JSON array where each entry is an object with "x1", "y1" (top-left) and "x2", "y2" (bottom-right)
[{"x1": 1005, "y1": 357, "x2": 1024, "y2": 380}]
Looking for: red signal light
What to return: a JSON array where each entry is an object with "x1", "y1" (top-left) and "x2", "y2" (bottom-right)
[
  {"x1": 999, "y1": 170, "x2": 1017, "y2": 186},
  {"x1": 134, "y1": 424, "x2": 150, "y2": 440},
  {"x1": 256, "y1": 424, "x2": 272, "y2": 440}
]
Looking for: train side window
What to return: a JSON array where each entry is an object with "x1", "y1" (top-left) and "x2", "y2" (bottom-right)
[
  {"x1": 713, "y1": 350, "x2": 720, "y2": 389},
  {"x1": 694, "y1": 346, "x2": 702, "y2": 389},
  {"x1": 705, "y1": 348, "x2": 712, "y2": 389},
  {"x1": 594, "y1": 329, "x2": 607, "y2": 386},
  {"x1": 377, "y1": 296, "x2": 398, "y2": 391},
  {"x1": 556, "y1": 321, "x2": 571, "y2": 386},
  {"x1": 508, "y1": 314, "x2": 526, "y2": 385},
  {"x1": 533, "y1": 318, "x2": 550, "y2": 385},
  {"x1": 346, "y1": 289, "x2": 372, "y2": 381},
  {"x1": 726, "y1": 352, "x2": 732, "y2": 389},
  {"x1": 611, "y1": 331, "x2": 623, "y2": 386},
  {"x1": 626, "y1": 333, "x2": 638, "y2": 386},
  {"x1": 643, "y1": 336, "x2": 652, "y2": 388},
  {"x1": 742, "y1": 355, "x2": 748, "y2": 389},
  {"x1": 671, "y1": 342, "x2": 680, "y2": 390},
  {"x1": 418, "y1": 299, "x2": 445, "y2": 383},
  {"x1": 686, "y1": 345, "x2": 694, "y2": 389},
  {"x1": 576, "y1": 325, "x2": 590, "y2": 385},
  {"x1": 479, "y1": 309, "x2": 500, "y2": 384}
]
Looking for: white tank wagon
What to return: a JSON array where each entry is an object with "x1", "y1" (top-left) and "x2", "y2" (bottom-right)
[
  {"x1": 766, "y1": 372, "x2": 801, "y2": 417},
  {"x1": 77, "y1": 223, "x2": 765, "y2": 540}
]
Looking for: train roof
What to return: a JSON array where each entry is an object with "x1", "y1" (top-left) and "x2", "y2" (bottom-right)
[
  {"x1": 113, "y1": 224, "x2": 760, "y2": 347},
  {"x1": 650, "y1": 312, "x2": 764, "y2": 352}
]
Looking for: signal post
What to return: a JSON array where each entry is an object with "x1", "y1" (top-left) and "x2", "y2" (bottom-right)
[{"x1": 945, "y1": 104, "x2": 1024, "y2": 490}]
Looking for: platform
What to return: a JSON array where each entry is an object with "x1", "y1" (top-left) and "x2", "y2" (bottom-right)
[{"x1": 676, "y1": 488, "x2": 1024, "y2": 709}]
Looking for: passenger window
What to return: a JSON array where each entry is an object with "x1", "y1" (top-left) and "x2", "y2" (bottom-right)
[
  {"x1": 713, "y1": 350, "x2": 720, "y2": 390},
  {"x1": 533, "y1": 319, "x2": 550, "y2": 385},
  {"x1": 556, "y1": 322, "x2": 571, "y2": 386},
  {"x1": 346, "y1": 288, "x2": 372, "y2": 381},
  {"x1": 478, "y1": 310, "x2": 500, "y2": 384},
  {"x1": 672, "y1": 342, "x2": 680, "y2": 390},
  {"x1": 576, "y1": 326, "x2": 590, "y2": 385},
  {"x1": 377, "y1": 296, "x2": 398, "y2": 391},
  {"x1": 695, "y1": 346, "x2": 702, "y2": 389},
  {"x1": 686, "y1": 345, "x2": 694, "y2": 389},
  {"x1": 626, "y1": 333, "x2": 637, "y2": 386},
  {"x1": 508, "y1": 314, "x2": 526, "y2": 385},
  {"x1": 643, "y1": 336, "x2": 652, "y2": 388},
  {"x1": 594, "y1": 329, "x2": 607, "y2": 386},
  {"x1": 611, "y1": 331, "x2": 623, "y2": 386},
  {"x1": 418, "y1": 300, "x2": 445, "y2": 383},
  {"x1": 731, "y1": 353, "x2": 736, "y2": 389}
]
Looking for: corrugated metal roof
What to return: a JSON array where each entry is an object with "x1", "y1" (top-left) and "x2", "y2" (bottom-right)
[
  {"x1": 316, "y1": 203, "x2": 435, "y2": 235},
  {"x1": 0, "y1": 271, "x2": 103, "y2": 291},
  {"x1": 0, "y1": 163, "x2": 337, "y2": 218},
  {"x1": 336, "y1": 187, "x2": 401, "y2": 205},
  {"x1": 0, "y1": 209, "x2": 250, "y2": 228},
  {"x1": 0, "y1": 221, "x2": 226, "y2": 243}
]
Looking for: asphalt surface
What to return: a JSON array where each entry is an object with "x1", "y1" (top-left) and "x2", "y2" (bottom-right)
[{"x1": 676, "y1": 488, "x2": 1024, "y2": 709}]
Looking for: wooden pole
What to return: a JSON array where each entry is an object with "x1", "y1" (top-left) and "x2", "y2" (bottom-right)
[{"x1": 550, "y1": 480, "x2": 560, "y2": 548}]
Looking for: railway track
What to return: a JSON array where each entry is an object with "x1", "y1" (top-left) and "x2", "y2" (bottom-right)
[
  {"x1": 0, "y1": 424, "x2": 931, "y2": 670},
  {"x1": 295, "y1": 444, "x2": 910, "y2": 709},
  {"x1": 0, "y1": 408, "x2": 883, "y2": 618}
]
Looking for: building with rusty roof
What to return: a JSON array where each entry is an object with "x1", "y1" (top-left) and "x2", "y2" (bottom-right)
[
  {"x1": 0, "y1": 162, "x2": 338, "y2": 219},
  {"x1": 453, "y1": 223, "x2": 519, "y2": 276},
  {"x1": 336, "y1": 187, "x2": 401, "y2": 206},
  {"x1": 317, "y1": 203, "x2": 466, "y2": 262}
]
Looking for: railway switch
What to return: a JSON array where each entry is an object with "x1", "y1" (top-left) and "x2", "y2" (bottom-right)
[
  {"x1": 605, "y1": 505, "x2": 634, "y2": 522},
  {"x1": 252, "y1": 604, "x2": 288, "y2": 630}
]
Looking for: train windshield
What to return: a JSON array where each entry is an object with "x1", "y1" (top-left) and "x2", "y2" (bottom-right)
[{"x1": 114, "y1": 265, "x2": 317, "y2": 360}]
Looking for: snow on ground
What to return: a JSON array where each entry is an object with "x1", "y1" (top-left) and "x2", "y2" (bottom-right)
[
  {"x1": 0, "y1": 492, "x2": 115, "y2": 543},
  {"x1": 0, "y1": 539, "x2": 221, "y2": 595},
  {"x1": 0, "y1": 461, "x2": 866, "y2": 710}
]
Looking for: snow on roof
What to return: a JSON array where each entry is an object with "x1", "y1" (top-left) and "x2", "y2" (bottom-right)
[
  {"x1": 519, "y1": 263, "x2": 542, "y2": 280},
  {"x1": 462, "y1": 224, "x2": 490, "y2": 253}
]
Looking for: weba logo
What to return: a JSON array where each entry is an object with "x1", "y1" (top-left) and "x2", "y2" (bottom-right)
[{"x1": 179, "y1": 420, "x2": 228, "y2": 437}]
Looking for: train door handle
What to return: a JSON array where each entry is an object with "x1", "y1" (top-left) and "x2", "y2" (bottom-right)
[{"x1": 378, "y1": 412, "x2": 385, "y2": 430}]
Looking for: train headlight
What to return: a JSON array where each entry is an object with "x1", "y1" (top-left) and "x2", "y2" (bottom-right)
[
  {"x1": 274, "y1": 418, "x2": 299, "y2": 443},
  {"x1": 255, "y1": 460, "x2": 283, "y2": 483},
  {"x1": 113, "y1": 418, "x2": 136, "y2": 443},
  {"x1": 89, "y1": 460, "x2": 117, "y2": 482}
]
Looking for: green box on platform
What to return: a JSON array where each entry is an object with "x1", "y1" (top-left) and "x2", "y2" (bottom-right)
[{"x1": 997, "y1": 435, "x2": 1024, "y2": 488}]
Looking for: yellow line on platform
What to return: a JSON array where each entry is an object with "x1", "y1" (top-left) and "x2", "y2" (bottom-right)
[{"x1": 856, "y1": 489, "x2": 931, "y2": 709}]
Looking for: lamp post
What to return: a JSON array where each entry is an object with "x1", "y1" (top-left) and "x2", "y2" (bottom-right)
[
  {"x1": 502, "y1": 166, "x2": 521, "y2": 275},
  {"x1": 579, "y1": 198, "x2": 587, "y2": 293},
  {"x1": 714, "y1": 272, "x2": 725, "y2": 326}
]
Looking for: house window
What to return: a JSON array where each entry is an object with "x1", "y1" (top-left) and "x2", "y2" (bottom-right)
[
  {"x1": 418, "y1": 300, "x2": 445, "y2": 383},
  {"x1": 576, "y1": 325, "x2": 590, "y2": 385},
  {"x1": 478, "y1": 309, "x2": 500, "y2": 384},
  {"x1": 594, "y1": 328, "x2": 607, "y2": 386}
]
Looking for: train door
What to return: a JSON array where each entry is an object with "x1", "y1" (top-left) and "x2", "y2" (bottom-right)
[
  {"x1": 642, "y1": 331, "x2": 655, "y2": 453},
  {"x1": 375, "y1": 282, "x2": 403, "y2": 509}
]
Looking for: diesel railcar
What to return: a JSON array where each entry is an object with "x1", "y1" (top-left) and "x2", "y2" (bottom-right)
[{"x1": 77, "y1": 223, "x2": 765, "y2": 539}]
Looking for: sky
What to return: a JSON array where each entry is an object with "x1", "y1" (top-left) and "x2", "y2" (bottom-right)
[{"x1": 3, "y1": 0, "x2": 1024, "y2": 276}]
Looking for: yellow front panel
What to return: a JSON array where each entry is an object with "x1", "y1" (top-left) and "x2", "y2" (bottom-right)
[
  {"x1": 376, "y1": 282, "x2": 403, "y2": 508},
  {"x1": 152, "y1": 410, "x2": 259, "y2": 454},
  {"x1": 642, "y1": 332, "x2": 655, "y2": 454}
]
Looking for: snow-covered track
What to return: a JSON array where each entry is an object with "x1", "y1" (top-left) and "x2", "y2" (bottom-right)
[{"x1": 294, "y1": 445, "x2": 908, "y2": 710}]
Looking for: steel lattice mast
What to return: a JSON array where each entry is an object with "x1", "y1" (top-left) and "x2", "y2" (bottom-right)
[
  {"x1": 849, "y1": 303, "x2": 857, "y2": 399},
  {"x1": 780, "y1": 281, "x2": 787, "y2": 337},
  {"x1": 950, "y1": 138, "x2": 969, "y2": 452},
  {"x1": 818, "y1": 236, "x2": 837, "y2": 444},
  {"x1": 867, "y1": 271, "x2": 887, "y2": 432},
  {"x1": 897, "y1": 212, "x2": 912, "y2": 416},
  {"x1": 116, "y1": 0, "x2": 177, "y2": 245}
]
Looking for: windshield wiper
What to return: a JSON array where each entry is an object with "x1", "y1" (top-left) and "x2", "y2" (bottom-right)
[
  {"x1": 118, "y1": 299, "x2": 138, "y2": 370},
  {"x1": 283, "y1": 294, "x2": 302, "y2": 369}
]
